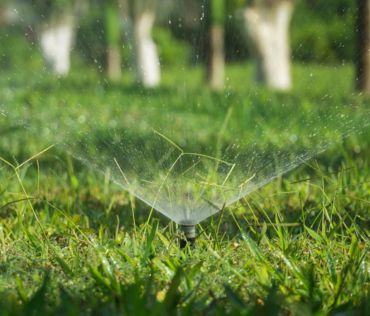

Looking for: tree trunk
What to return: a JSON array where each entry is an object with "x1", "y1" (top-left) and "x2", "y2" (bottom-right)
[
  {"x1": 356, "y1": 0, "x2": 370, "y2": 93},
  {"x1": 207, "y1": 0, "x2": 225, "y2": 91},
  {"x1": 107, "y1": 47, "x2": 122, "y2": 80},
  {"x1": 40, "y1": 13, "x2": 75, "y2": 76},
  {"x1": 105, "y1": 0, "x2": 122, "y2": 81},
  {"x1": 0, "y1": 3, "x2": 19, "y2": 25},
  {"x1": 0, "y1": 5, "x2": 9, "y2": 25},
  {"x1": 129, "y1": 0, "x2": 160, "y2": 88},
  {"x1": 208, "y1": 25, "x2": 225, "y2": 90},
  {"x1": 243, "y1": 0, "x2": 293, "y2": 91}
]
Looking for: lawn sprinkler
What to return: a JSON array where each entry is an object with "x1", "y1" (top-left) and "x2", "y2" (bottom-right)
[{"x1": 179, "y1": 223, "x2": 196, "y2": 248}]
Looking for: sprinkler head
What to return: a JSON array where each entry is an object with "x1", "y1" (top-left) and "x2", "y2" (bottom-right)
[{"x1": 179, "y1": 224, "x2": 196, "y2": 248}]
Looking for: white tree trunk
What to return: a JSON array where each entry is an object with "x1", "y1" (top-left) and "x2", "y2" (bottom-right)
[
  {"x1": 244, "y1": 0, "x2": 293, "y2": 90},
  {"x1": 132, "y1": 11, "x2": 160, "y2": 87},
  {"x1": 40, "y1": 14, "x2": 75, "y2": 76}
]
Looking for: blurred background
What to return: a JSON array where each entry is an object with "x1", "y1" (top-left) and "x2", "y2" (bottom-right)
[{"x1": 0, "y1": 0, "x2": 364, "y2": 91}]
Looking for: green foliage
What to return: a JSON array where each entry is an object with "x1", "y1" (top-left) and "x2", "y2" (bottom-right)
[
  {"x1": 0, "y1": 27, "x2": 43, "y2": 71},
  {"x1": 104, "y1": 0, "x2": 121, "y2": 47},
  {"x1": 210, "y1": 0, "x2": 225, "y2": 25},
  {"x1": 153, "y1": 27, "x2": 191, "y2": 66},
  {"x1": 75, "y1": 5, "x2": 106, "y2": 70},
  {"x1": 28, "y1": 0, "x2": 74, "y2": 18},
  {"x1": 291, "y1": 0, "x2": 356, "y2": 63}
]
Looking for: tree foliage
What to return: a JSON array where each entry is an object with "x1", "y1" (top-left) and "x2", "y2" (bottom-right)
[
  {"x1": 28, "y1": 0, "x2": 75, "y2": 18},
  {"x1": 291, "y1": 0, "x2": 356, "y2": 63}
]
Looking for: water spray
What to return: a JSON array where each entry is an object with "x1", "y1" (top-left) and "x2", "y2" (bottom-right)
[{"x1": 179, "y1": 224, "x2": 196, "y2": 248}]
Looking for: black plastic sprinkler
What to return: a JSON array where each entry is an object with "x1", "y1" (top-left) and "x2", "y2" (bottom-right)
[{"x1": 179, "y1": 224, "x2": 196, "y2": 248}]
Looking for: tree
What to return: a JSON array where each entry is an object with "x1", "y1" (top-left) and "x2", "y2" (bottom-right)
[
  {"x1": 105, "y1": 0, "x2": 122, "y2": 81},
  {"x1": 207, "y1": 0, "x2": 225, "y2": 91},
  {"x1": 356, "y1": 0, "x2": 370, "y2": 93},
  {"x1": 243, "y1": 0, "x2": 293, "y2": 90},
  {"x1": 128, "y1": 0, "x2": 160, "y2": 87},
  {"x1": 30, "y1": 0, "x2": 77, "y2": 76},
  {"x1": 0, "y1": 2, "x2": 10, "y2": 25},
  {"x1": 0, "y1": 1, "x2": 20, "y2": 25}
]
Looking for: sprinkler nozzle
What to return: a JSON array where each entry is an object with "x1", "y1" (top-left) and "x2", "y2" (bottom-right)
[{"x1": 179, "y1": 224, "x2": 196, "y2": 248}]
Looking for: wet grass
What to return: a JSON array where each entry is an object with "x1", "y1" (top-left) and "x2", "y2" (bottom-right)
[{"x1": 0, "y1": 34, "x2": 370, "y2": 314}]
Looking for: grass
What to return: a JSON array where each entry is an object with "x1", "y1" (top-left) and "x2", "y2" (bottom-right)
[
  {"x1": 0, "y1": 150, "x2": 369, "y2": 315},
  {"x1": 0, "y1": 30, "x2": 370, "y2": 315}
]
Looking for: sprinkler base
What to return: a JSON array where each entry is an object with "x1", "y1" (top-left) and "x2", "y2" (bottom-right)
[{"x1": 179, "y1": 224, "x2": 196, "y2": 248}]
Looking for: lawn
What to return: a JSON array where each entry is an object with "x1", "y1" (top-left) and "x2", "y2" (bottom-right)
[{"x1": 0, "y1": 30, "x2": 370, "y2": 315}]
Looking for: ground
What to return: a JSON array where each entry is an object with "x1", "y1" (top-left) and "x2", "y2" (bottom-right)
[{"x1": 0, "y1": 39, "x2": 369, "y2": 314}]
